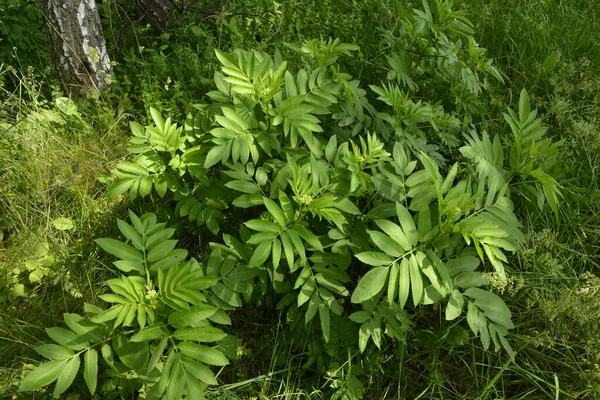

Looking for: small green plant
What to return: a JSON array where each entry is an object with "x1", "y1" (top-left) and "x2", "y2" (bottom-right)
[
  {"x1": 18, "y1": 211, "x2": 230, "y2": 398},
  {"x1": 381, "y1": 0, "x2": 504, "y2": 123},
  {"x1": 460, "y1": 88, "x2": 563, "y2": 218}
]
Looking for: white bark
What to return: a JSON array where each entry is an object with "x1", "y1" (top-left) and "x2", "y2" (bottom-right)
[{"x1": 41, "y1": 0, "x2": 112, "y2": 96}]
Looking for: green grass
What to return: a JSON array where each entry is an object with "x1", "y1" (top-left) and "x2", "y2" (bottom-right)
[
  {"x1": 1, "y1": 0, "x2": 600, "y2": 398},
  {"x1": 0, "y1": 65, "x2": 133, "y2": 396},
  {"x1": 458, "y1": 0, "x2": 600, "y2": 397}
]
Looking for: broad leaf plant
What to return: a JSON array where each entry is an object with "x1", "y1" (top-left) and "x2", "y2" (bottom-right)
[{"x1": 18, "y1": 1, "x2": 563, "y2": 398}]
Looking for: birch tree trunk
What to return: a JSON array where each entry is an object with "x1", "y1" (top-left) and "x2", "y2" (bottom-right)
[{"x1": 41, "y1": 0, "x2": 112, "y2": 96}]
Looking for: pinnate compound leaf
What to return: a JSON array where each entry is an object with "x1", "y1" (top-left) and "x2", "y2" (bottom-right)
[
  {"x1": 115, "y1": 340, "x2": 149, "y2": 371},
  {"x1": 135, "y1": 172, "x2": 154, "y2": 196},
  {"x1": 151, "y1": 248, "x2": 188, "y2": 271},
  {"x1": 225, "y1": 180, "x2": 260, "y2": 194},
  {"x1": 232, "y1": 193, "x2": 264, "y2": 208},
  {"x1": 184, "y1": 370, "x2": 205, "y2": 397},
  {"x1": 204, "y1": 144, "x2": 228, "y2": 168},
  {"x1": 215, "y1": 49, "x2": 238, "y2": 69},
  {"x1": 494, "y1": 324, "x2": 515, "y2": 360},
  {"x1": 63, "y1": 313, "x2": 104, "y2": 342},
  {"x1": 115, "y1": 162, "x2": 148, "y2": 178},
  {"x1": 319, "y1": 303, "x2": 331, "y2": 342},
  {"x1": 305, "y1": 292, "x2": 320, "y2": 324},
  {"x1": 248, "y1": 241, "x2": 272, "y2": 268},
  {"x1": 294, "y1": 225, "x2": 323, "y2": 252},
  {"x1": 398, "y1": 258, "x2": 410, "y2": 309},
  {"x1": 98, "y1": 293, "x2": 128, "y2": 304},
  {"x1": 467, "y1": 301, "x2": 491, "y2": 349},
  {"x1": 107, "y1": 178, "x2": 134, "y2": 197},
  {"x1": 395, "y1": 203, "x2": 418, "y2": 246},
  {"x1": 245, "y1": 219, "x2": 281, "y2": 233},
  {"x1": 355, "y1": 252, "x2": 395, "y2": 266},
  {"x1": 325, "y1": 135, "x2": 337, "y2": 162},
  {"x1": 45, "y1": 327, "x2": 88, "y2": 351},
  {"x1": 454, "y1": 271, "x2": 487, "y2": 288},
  {"x1": 349, "y1": 311, "x2": 369, "y2": 324},
  {"x1": 446, "y1": 256, "x2": 481, "y2": 277},
  {"x1": 387, "y1": 261, "x2": 399, "y2": 304},
  {"x1": 445, "y1": 289, "x2": 464, "y2": 321},
  {"x1": 91, "y1": 305, "x2": 123, "y2": 324},
  {"x1": 464, "y1": 288, "x2": 514, "y2": 329},
  {"x1": 518, "y1": 88, "x2": 530, "y2": 122},
  {"x1": 417, "y1": 204, "x2": 432, "y2": 241},
  {"x1": 146, "y1": 228, "x2": 176, "y2": 250},
  {"x1": 409, "y1": 254, "x2": 423, "y2": 306},
  {"x1": 335, "y1": 197, "x2": 361, "y2": 215},
  {"x1": 172, "y1": 326, "x2": 227, "y2": 342},
  {"x1": 368, "y1": 203, "x2": 397, "y2": 219},
  {"x1": 297, "y1": 278, "x2": 315, "y2": 307},
  {"x1": 95, "y1": 238, "x2": 143, "y2": 262},
  {"x1": 212, "y1": 282, "x2": 243, "y2": 307},
  {"x1": 425, "y1": 249, "x2": 452, "y2": 291},
  {"x1": 53, "y1": 355, "x2": 80, "y2": 397},
  {"x1": 34, "y1": 344, "x2": 74, "y2": 360},
  {"x1": 84, "y1": 348, "x2": 98, "y2": 395},
  {"x1": 287, "y1": 227, "x2": 307, "y2": 264},
  {"x1": 183, "y1": 358, "x2": 218, "y2": 385},
  {"x1": 18, "y1": 360, "x2": 65, "y2": 392},
  {"x1": 272, "y1": 237, "x2": 282, "y2": 270},
  {"x1": 168, "y1": 304, "x2": 218, "y2": 328},
  {"x1": 130, "y1": 323, "x2": 166, "y2": 342},
  {"x1": 280, "y1": 231, "x2": 295, "y2": 270},
  {"x1": 157, "y1": 349, "x2": 177, "y2": 394},
  {"x1": 351, "y1": 267, "x2": 389, "y2": 303},
  {"x1": 178, "y1": 342, "x2": 229, "y2": 366},
  {"x1": 167, "y1": 358, "x2": 186, "y2": 400},
  {"x1": 113, "y1": 260, "x2": 144, "y2": 273},
  {"x1": 147, "y1": 337, "x2": 168, "y2": 375},
  {"x1": 208, "y1": 309, "x2": 232, "y2": 325},
  {"x1": 368, "y1": 230, "x2": 404, "y2": 257},
  {"x1": 117, "y1": 219, "x2": 143, "y2": 250},
  {"x1": 358, "y1": 323, "x2": 370, "y2": 352},
  {"x1": 374, "y1": 219, "x2": 411, "y2": 250},
  {"x1": 149, "y1": 107, "x2": 165, "y2": 130},
  {"x1": 147, "y1": 240, "x2": 179, "y2": 263},
  {"x1": 264, "y1": 197, "x2": 288, "y2": 228}
]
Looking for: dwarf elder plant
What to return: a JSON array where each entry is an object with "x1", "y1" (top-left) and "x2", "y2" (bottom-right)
[{"x1": 18, "y1": 1, "x2": 563, "y2": 398}]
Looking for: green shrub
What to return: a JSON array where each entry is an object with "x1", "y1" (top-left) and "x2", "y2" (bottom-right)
[{"x1": 15, "y1": 1, "x2": 565, "y2": 398}]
